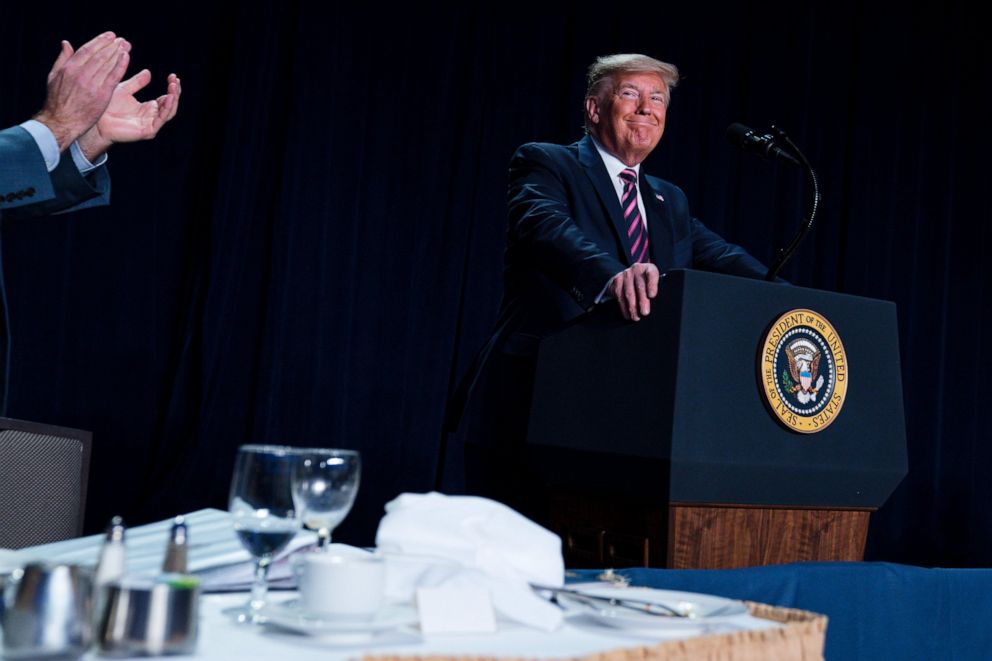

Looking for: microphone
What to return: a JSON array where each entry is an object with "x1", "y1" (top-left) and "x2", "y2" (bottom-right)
[{"x1": 726, "y1": 123, "x2": 800, "y2": 165}]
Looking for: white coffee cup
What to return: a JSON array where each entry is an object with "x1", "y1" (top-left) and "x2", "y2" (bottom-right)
[{"x1": 294, "y1": 552, "x2": 385, "y2": 618}]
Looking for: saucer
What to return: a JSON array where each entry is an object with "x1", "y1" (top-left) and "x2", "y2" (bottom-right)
[{"x1": 261, "y1": 599, "x2": 418, "y2": 636}]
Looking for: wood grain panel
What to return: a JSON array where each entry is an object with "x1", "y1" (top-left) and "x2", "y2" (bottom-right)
[{"x1": 669, "y1": 504, "x2": 871, "y2": 569}]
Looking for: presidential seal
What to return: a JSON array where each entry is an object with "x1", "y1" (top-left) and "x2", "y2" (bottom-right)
[{"x1": 758, "y1": 309, "x2": 848, "y2": 433}]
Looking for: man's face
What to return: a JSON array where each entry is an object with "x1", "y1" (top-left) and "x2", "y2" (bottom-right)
[{"x1": 586, "y1": 72, "x2": 668, "y2": 166}]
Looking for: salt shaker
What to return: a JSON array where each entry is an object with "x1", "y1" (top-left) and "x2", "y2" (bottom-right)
[
  {"x1": 93, "y1": 516, "x2": 126, "y2": 632},
  {"x1": 95, "y1": 516, "x2": 126, "y2": 587}
]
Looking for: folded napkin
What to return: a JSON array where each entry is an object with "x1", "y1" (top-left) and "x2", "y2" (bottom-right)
[{"x1": 375, "y1": 492, "x2": 565, "y2": 631}]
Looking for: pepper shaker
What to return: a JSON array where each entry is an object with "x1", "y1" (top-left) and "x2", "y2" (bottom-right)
[{"x1": 161, "y1": 516, "x2": 189, "y2": 574}]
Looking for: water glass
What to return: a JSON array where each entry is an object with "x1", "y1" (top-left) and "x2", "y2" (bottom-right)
[
  {"x1": 227, "y1": 444, "x2": 300, "y2": 623},
  {"x1": 291, "y1": 449, "x2": 361, "y2": 549}
]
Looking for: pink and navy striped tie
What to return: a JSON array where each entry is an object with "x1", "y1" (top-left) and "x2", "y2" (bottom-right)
[{"x1": 619, "y1": 168, "x2": 649, "y2": 263}]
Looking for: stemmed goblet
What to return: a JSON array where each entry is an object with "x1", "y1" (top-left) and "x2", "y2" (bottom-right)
[
  {"x1": 290, "y1": 449, "x2": 361, "y2": 550},
  {"x1": 227, "y1": 444, "x2": 301, "y2": 623}
]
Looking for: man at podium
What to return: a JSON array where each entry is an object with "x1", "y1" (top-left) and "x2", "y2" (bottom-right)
[
  {"x1": 461, "y1": 53, "x2": 769, "y2": 515},
  {"x1": 502, "y1": 52, "x2": 767, "y2": 343}
]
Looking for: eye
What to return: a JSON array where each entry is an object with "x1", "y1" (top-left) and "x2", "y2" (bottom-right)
[
  {"x1": 651, "y1": 94, "x2": 666, "y2": 105},
  {"x1": 619, "y1": 89, "x2": 639, "y2": 100}
]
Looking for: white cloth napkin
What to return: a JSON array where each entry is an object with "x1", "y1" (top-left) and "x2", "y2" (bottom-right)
[{"x1": 374, "y1": 492, "x2": 565, "y2": 631}]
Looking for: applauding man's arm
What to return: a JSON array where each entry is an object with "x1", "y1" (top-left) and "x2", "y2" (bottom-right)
[{"x1": 33, "y1": 32, "x2": 132, "y2": 152}]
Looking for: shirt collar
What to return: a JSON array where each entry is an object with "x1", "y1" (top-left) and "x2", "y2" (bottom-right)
[{"x1": 590, "y1": 135, "x2": 640, "y2": 181}]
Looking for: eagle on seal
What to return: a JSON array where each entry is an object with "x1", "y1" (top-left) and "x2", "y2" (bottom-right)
[{"x1": 785, "y1": 338, "x2": 824, "y2": 404}]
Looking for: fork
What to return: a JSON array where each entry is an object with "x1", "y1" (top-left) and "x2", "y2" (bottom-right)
[{"x1": 529, "y1": 584, "x2": 692, "y2": 618}]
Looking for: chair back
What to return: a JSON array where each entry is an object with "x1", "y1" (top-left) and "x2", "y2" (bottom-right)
[{"x1": 0, "y1": 417, "x2": 91, "y2": 549}]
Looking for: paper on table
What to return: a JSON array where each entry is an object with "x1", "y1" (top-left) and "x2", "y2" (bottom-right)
[
  {"x1": 3, "y1": 509, "x2": 317, "y2": 591},
  {"x1": 0, "y1": 549, "x2": 25, "y2": 574}
]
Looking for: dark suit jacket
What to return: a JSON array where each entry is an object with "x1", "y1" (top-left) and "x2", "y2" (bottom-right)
[
  {"x1": 0, "y1": 125, "x2": 110, "y2": 220},
  {"x1": 446, "y1": 135, "x2": 769, "y2": 431},
  {"x1": 497, "y1": 134, "x2": 768, "y2": 356}
]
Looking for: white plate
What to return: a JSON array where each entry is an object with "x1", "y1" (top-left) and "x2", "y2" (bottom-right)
[
  {"x1": 261, "y1": 599, "x2": 418, "y2": 637},
  {"x1": 557, "y1": 586, "x2": 747, "y2": 629}
]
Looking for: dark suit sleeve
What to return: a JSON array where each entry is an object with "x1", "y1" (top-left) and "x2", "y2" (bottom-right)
[
  {"x1": 507, "y1": 143, "x2": 626, "y2": 309},
  {"x1": 648, "y1": 176, "x2": 770, "y2": 280},
  {"x1": 0, "y1": 125, "x2": 110, "y2": 220},
  {"x1": 689, "y1": 216, "x2": 770, "y2": 280},
  {"x1": 1, "y1": 125, "x2": 57, "y2": 210}
]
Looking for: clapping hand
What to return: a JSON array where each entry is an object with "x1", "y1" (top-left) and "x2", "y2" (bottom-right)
[
  {"x1": 78, "y1": 70, "x2": 182, "y2": 161},
  {"x1": 34, "y1": 32, "x2": 131, "y2": 151}
]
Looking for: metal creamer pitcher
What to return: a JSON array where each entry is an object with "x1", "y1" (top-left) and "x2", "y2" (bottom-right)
[{"x1": 1, "y1": 562, "x2": 94, "y2": 659}]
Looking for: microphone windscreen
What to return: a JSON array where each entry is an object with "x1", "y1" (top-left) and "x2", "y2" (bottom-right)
[{"x1": 726, "y1": 123, "x2": 753, "y2": 147}]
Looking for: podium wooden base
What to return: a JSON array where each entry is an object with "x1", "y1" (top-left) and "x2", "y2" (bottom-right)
[
  {"x1": 549, "y1": 491, "x2": 872, "y2": 569},
  {"x1": 668, "y1": 504, "x2": 872, "y2": 569}
]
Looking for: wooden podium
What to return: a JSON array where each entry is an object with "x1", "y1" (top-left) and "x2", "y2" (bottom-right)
[{"x1": 526, "y1": 270, "x2": 907, "y2": 569}]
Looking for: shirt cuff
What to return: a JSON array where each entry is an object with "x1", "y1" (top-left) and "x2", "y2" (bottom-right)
[
  {"x1": 19, "y1": 119, "x2": 60, "y2": 172},
  {"x1": 594, "y1": 276, "x2": 616, "y2": 304},
  {"x1": 70, "y1": 141, "x2": 107, "y2": 174}
]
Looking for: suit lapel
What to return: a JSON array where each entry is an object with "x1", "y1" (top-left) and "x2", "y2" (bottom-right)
[
  {"x1": 640, "y1": 172, "x2": 674, "y2": 270},
  {"x1": 577, "y1": 136, "x2": 633, "y2": 266}
]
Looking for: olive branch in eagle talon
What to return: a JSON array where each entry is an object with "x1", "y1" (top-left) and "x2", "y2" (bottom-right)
[{"x1": 781, "y1": 369, "x2": 796, "y2": 392}]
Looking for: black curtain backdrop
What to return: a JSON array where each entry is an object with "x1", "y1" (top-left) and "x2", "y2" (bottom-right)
[{"x1": 0, "y1": 2, "x2": 988, "y2": 566}]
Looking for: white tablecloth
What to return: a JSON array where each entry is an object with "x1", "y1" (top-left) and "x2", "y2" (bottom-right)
[
  {"x1": 71, "y1": 591, "x2": 776, "y2": 660},
  {"x1": 3, "y1": 510, "x2": 781, "y2": 660}
]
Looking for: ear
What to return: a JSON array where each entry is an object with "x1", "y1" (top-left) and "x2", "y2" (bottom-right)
[{"x1": 585, "y1": 97, "x2": 600, "y2": 126}]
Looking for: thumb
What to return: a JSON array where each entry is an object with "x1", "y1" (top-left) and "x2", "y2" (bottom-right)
[
  {"x1": 118, "y1": 69, "x2": 152, "y2": 95},
  {"x1": 48, "y1": 40, "x2": 74, "y2": 77}
]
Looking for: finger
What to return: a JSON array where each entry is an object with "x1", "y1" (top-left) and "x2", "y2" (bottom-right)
[
  {"x1": 48, "y1": 41, "x2": 74, "y2": 77},
  {"x1": 163, "y1": 77, "x2": 181, "y2": 122},
  {"x1": 143, "y1": 98, "x2": 168, "y2": 136},
  {"x1": 156, "y1": 93, "x2": 178, "y2": 126},
  {"x1": 622, "y1": 273, "x2": 639, "y2": 322},
  {"x1": 73, "y1": 31, "x2": 117, "y2": 67},
  {"x1": 83, "y1": 35, "x2": 126, "y2": 73},
  {"x1": 96, "y1": 46, "x2": 130, "y2": 88},
  {"x1": 646, "y1": 264, "x2": 660, "y2": 298},
  {"x1": 154, "y1": 75, "x2": 181, "y2": 123},
  {"x1": 634, "y1": 271, "x2": 650, "y2": 317},
  {"x1": 119, "y1": 69, "x2": 152, "y2": 95},
  {"x1": 78, "y1": 31, "x2": 117, "y2": 51},
  {"x1": 608, "y1": 273, "x2": 621, "y2": 297},
  {"x1": 617, "y1": 287, "x2": 632, "y2": 321}
]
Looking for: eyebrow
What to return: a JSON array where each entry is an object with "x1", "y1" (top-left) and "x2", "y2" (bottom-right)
[{"x1": 618, "y1": 83, "x2": 665, "y2": 94}]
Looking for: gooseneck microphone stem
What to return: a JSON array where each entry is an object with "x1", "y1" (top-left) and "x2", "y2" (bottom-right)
[{"x1": 764, "y1": 126, "x2": 820, "y2": 281}]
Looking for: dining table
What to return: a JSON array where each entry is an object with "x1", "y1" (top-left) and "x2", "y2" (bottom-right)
[{"x1": 1, "y1": 509, "x2": 825, "y2": 661}]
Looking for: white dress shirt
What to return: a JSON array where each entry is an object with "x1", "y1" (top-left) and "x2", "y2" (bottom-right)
[
  {"x1": 18, "y1": 119, "x2": 107, "y2": 174},
  {"x1": 590, "y1": 136, "x2": 648, "y2": 231},
  {"x1": 589, "y1": 136, "x2": 650, "y2": 302}
]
